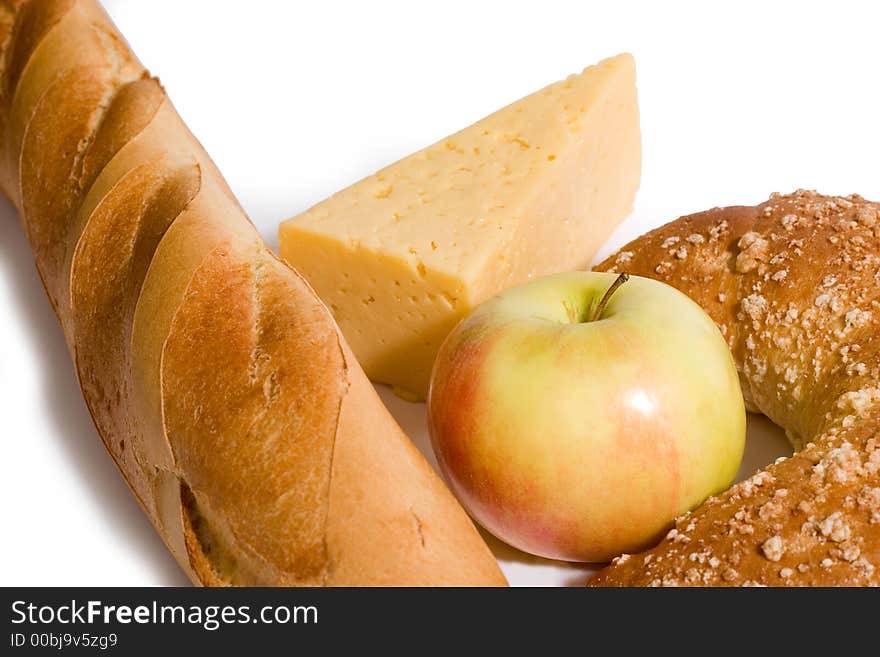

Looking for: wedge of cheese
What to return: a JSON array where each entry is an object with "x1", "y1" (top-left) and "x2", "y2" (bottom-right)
[{"x1": 280, "y1": 53, "x2": 640, "y2": 399}]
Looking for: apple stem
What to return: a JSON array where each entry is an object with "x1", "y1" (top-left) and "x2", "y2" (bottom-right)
[{"x1": 589, "y1": 272, "x2": 629, "y2": 321}]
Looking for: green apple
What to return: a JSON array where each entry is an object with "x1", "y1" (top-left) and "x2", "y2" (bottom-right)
[{"x1": 427, "y1": 271, "x2": 745, "y2": 562}]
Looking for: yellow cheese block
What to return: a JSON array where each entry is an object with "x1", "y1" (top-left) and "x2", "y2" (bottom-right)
[{"x1": 280, "y1": 53, "x2": 641, "y2": 399}]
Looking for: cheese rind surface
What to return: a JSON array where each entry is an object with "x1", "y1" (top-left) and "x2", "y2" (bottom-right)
[{"x1": 280, "y1": 54, "x2": 641, "y2": 399}]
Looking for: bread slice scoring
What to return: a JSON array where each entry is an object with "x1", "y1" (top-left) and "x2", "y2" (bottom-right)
[{"x1": 0, "y1": 0, "x2": 505, "y2": 586}]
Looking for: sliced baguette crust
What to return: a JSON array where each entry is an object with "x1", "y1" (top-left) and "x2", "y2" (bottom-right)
[
  {"x1": 591, "y1": 192, "x2": 880, "y2": 586},
  {"x1": 0, "y1": 0, "x2": 505, "y2": 586}
]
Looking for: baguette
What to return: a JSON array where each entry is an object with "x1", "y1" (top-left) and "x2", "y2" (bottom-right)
[
  {"x1": 0, "y1": 0, "x2": 505, "y2": 586},
  {"x1": 591, "y1": 191, "x2": 880, "y2": 586}
]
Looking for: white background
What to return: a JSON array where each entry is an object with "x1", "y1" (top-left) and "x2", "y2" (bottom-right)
[{"x1": 2, "y1": 0, "x2": 878, "y2": 586}]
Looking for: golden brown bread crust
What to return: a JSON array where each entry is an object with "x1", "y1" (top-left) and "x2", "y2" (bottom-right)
[
  {"x1": 590, "y1": 190, "x2": 880, "y2": 586},
  {"x1": 0, "y1": 0, "x2": 505, "y2": 586}
]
